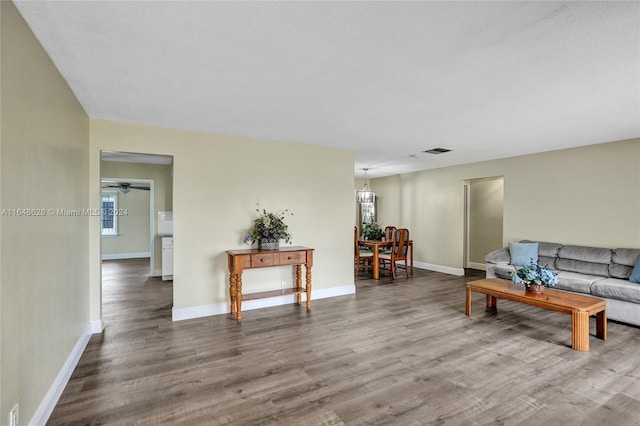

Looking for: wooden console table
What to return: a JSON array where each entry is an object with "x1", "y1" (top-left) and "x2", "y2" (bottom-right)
[{"x1": 226, "y1": 246, "x2": 314, "y2": 322}]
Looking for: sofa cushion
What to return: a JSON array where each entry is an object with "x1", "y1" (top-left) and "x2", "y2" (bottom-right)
[
  {"x1": 612, "y1": 248, "x2": 640, "y2": 266},
  {"x1": 554, "y1": 271, "x2": 600, "y2": 294},
  {"x1": 556, "y1": 245, "x2": 611, "y2": 277},
  {"x1": 609, "y1": 263, "x2": 633, "y2": 280},
  {"x1": 556, "y1": 258, "x2": 610, "y2": 277},
  {"x1": 520, "y1": 241, "x2": 564, "y2": 258},
  {"x1": 484, "y1": 247, "x2": 510, "y2": 264},
  {"x1": 494, "y1": 264, "x2": 516, "y2": 280},
  {"x1": 591, "y1": 278, "x2": 640, "y2": 304},
  {"x1": 509, "y1": 242, "x2": 538, "y2": 266},
  {"x1": 516, "y1": 240, "x2": 561, "y2": 269},
  {"x1": 539, "y1": 242, "x2": 564, "y2": 258},
  {"x1": 608, "y1": 248, "x2": 640, "y2": 280},
  {"x1": 538, "y1": 255, "x2": 556, "y2": 270},
  {"x1": 558, "y1": 245, "x2": 612, "y2": 264}
]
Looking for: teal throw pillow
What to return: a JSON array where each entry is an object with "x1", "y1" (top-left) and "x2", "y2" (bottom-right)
[
  {"x1": 630, "y1": 258, "x2": 640, "y2": 283},
  {"x1": 509, "y1": 242, "x2": 539, "y2": 267}
]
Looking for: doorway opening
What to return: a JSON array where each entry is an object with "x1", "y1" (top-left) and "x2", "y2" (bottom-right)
[
  {"x1": 100, "y1": 151, "x2": 173, "y2": 326},
  {"x1": 101, "y1": 177, "x2": 155, "y2": 272},
  {"x1": 463, "y1": 176, "x2": 504, "y2": 270}
]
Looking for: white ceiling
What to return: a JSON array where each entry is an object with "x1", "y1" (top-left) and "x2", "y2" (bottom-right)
[{"x1": 14, "y1": 1, "x2": 640, "y2": 178}]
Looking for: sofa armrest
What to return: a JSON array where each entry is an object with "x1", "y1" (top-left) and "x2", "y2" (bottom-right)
[{"x1": 484, "y1": 247, "x2": 510, "y2": 264}]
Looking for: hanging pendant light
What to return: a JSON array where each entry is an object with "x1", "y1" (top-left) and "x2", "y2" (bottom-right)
[{"x1": 356, "y1": 168, "x2": 375, "y2": 203}]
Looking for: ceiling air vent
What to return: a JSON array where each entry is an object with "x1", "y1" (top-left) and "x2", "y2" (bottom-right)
[{"x1": 423, "y1": 148, "x2": 451, "y2": 154}]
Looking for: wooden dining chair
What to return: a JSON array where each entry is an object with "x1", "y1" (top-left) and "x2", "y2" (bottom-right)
[
  {"x1": 384, "y1": 226, "x2": 397, "y2": 241},
  {"x1": 380, "y1": 226, "x2": 396, "y2": 254},
  {"x1": 379, "y1": 228, "x2": 410, "y2": 279},
  {"x1": 354, "y1": 226, "x2": 373, "y2": 276}
]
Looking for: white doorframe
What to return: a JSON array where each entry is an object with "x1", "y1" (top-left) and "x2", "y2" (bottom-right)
[{"x1": 463, "y1": 181, "x2": 470, "y2": 269}]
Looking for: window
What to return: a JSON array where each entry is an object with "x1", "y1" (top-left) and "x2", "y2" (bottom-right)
[{"x1": 101, "y1": 190, "x2": 118, "y2": 236}]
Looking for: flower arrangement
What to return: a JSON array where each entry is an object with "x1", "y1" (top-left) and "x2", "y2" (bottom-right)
[
  {"x1": 511, "y1": 260, "x2": 558, "y2": 289},
  {"x1": 244, "y1": 208, "x2": 293, "y2": 245},
  {"x1": 362, "y1": 221, "x2": 384, "y2": 240}
]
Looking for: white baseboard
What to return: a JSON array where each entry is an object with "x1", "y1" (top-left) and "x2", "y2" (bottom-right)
[
  {"x1": 101, "y1": 252, "x2": 150, "y2": 260},
  {"x1": 467, "y1": 262, "x2": 486, "y2": 271},
  {"x1": 172, "y1": 302, "x2": 227, "y2": 321},
  {"x1": 412, "y1": 261, "x2": 465, "y2": 276},
  {"x1": 151, "y1": 269, "x2": 162, "y2": 277},
  {"x1": 30, "y1": 322, "x2": 92, "y2": 426},
  {"x1": 172, "y1": 284, "x2": 356, "y2": 321},
  {"x1": 90, "y1": 320, "x2": 104, "y2": 334}
]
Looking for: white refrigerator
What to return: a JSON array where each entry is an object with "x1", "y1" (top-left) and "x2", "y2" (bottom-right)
[{"x1": 158, "y1": 211, "x2": 173, "y2": 281}]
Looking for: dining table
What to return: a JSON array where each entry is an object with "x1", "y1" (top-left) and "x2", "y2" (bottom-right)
[{"x1": 358, "y1": 239, "x2": 414, "y2": 279}]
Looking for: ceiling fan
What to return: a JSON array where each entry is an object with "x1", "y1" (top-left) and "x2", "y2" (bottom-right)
[{"x1": 101, "y1": 182, "x2": 150, "y2": 194}]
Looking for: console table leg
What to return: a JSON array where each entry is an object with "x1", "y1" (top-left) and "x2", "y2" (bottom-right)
[
  {"x1": 296, "y1": 265, "x2": 302, "y2": 305},
  {"x1": 229, "y1": 273, "x2": 236, "y2": 317},
  {"x1": 572, "y1": 311, "x2": 589, "y2": 351},
  {"x1": 306, "y1": 265, "x2": 312, "y2": 310},
  {"x1": 236, "y1": 273, "x2": 243, "y2": 322}
]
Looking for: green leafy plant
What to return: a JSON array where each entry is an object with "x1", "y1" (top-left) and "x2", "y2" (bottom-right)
[
  {"x1": 362, "y1": 221, "x2": 384, "y2": 240},
  {"x1": 244, "y1": 208, "x2": 293, "y2": 244}
]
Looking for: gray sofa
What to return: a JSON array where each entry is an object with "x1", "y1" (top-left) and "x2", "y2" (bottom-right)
[{"x1": 485, "y1": 241, "x2": 640, "y2": 327}]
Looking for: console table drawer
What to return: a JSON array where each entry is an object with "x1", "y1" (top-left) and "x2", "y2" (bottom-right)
[
  {"x1": 279, "y1": 251, "x2": 306, "y2": 265},
  {"x1": 251, "y1": 253, "x2": 275, "y2": 267}
]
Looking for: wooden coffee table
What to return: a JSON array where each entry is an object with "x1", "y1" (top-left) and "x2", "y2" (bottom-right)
[{"x1": 466, "y1": 278, "x2": 606, "y2": 351}]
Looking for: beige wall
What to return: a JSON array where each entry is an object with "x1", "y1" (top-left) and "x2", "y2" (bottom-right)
[
  {"x1": 0, "y1": 1, "x2": 89, "y2": 423},
  {"x1": 469, "y1": 177, "x2": 504, "y2": 265},
  {"x1": 373, "y1": 139, "x2": 640, "y2": 272},
  {"x1": 100, "y1": 187, "x2": 151, "y2": 255},
  {"x1": 90, "y1": 119, "x2": 355, "y2": 319},
  {"x1": 101, "y1": 161, "x2": 173, "y2": 272}
]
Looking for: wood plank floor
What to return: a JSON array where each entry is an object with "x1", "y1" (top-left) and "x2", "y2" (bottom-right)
[{"x1": 47, "y1": 259, "x2": 640, "y2": 425}]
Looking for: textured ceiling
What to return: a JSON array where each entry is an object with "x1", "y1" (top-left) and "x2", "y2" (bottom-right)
[{"x1": 14, "y1": 1, "x2": 640, "y2": 178}]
